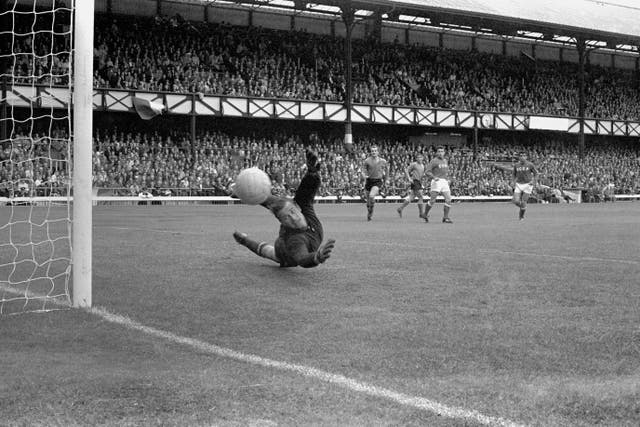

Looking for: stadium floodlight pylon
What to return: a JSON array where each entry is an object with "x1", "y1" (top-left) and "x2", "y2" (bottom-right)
[{"x1": 0, "y1": 0, "x2": 93, "y2": 314}]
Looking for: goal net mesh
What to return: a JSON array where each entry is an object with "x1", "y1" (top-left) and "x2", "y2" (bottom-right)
[{"x1": 0, "y1": 0, "x2": 74, "y2": 314}]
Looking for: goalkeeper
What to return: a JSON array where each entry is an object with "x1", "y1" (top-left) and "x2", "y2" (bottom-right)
[{"x1": 233, "y1": 150, "x2": 336, "y2": 268}]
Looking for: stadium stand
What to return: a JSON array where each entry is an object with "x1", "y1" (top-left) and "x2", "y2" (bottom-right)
[
  {"x1": 7, "y1": 124, "x2": 638, "y2": 201},
  {"x1": 89, "y1": 14, "x2": 640, "y2": 119},
  {"x1": 10, "y1": 11, "x2": 640, "y2": 120}
]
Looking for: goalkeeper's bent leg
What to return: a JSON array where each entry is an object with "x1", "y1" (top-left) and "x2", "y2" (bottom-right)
[{"x1": 233, "y1": 231, "x2": 280, "y2": 263}]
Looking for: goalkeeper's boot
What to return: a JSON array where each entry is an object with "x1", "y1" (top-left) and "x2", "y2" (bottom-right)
[
  {"x1": 305, "y1": 150, "x2": 321, "y2": 173},
  {"x1": 442, "y1": 217, "x2": 453, "y2": 224},
  {"x1": 233, "y1": 231, "x2": 248, "y2": 245}
]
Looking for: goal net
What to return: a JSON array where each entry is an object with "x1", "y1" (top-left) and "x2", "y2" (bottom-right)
[{"x1": 1, "y1": 0, "x2": 92, "y2": 314}]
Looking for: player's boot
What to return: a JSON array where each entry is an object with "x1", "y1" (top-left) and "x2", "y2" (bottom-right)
[
  {"x1": 442, "y1": 217, "x2": 453, "y2": 224},
  {"x1": 422, "y1": 203, "x2": 432, "y2": 222}
]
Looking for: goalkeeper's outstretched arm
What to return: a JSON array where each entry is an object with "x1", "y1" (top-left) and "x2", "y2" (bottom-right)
[{"x1": 290, "y1": 238, "x2": 336, "y2": 268}]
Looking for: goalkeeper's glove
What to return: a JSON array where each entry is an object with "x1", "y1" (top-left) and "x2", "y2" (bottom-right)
[
  {"x1": 228, "y1": 182, "x2": 238, "y2": 198},
  {"x1": 314, "y1": 239, "x2": 336, "y2": 264},
  {"x1": 305, "y1": 150, "x2": 321, "y2": 173}
]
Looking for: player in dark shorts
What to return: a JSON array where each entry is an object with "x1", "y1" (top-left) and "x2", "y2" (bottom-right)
[
  {"x1": 362, "y1": 145, "x2": 388, "y2": 221},
  {"x1": 233, "y1": 150, "x2": 336, "y2": 268},
  {"x1": 365, "y1": 178, "x2": 384, "y2": 192},
  {"x1": 397, "y1": 153, "x2": 426, "y2": 219}
]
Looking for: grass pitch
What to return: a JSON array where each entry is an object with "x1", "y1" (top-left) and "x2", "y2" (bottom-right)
[{"x1": 1, "y1": 201, "x2": 639, "y2": 426}]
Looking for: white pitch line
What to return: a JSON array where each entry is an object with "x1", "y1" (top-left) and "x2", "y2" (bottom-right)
[
  {"x1": 2, "y1": 283, "x2": 522, "y2": 425},
  {"x1": 88, "y1": 305, "x2": 523, "y2": 427}
]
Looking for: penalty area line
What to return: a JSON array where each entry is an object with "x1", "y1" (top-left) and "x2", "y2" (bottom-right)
[{"x1": 87, "y1": 305, "x2": 523, "y2": 427}]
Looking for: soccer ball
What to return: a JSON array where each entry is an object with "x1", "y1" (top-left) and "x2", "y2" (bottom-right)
[{"x1": 234, "y1": 167, "x2": 272, "y2": 205}]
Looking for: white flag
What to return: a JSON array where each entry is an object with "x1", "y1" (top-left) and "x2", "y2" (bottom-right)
[{"x1": 133, "y1": 97, "x2": 166, "y2": 120}]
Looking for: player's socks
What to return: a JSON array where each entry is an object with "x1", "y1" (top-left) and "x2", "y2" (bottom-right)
[
  {"x1": 234, "y1": 232, "x2": 278, "y2": 262},
  {"x1": 418, "y1": 203, "x2": 425, "y2": 218},
  {"x1": 367, "y1": 201, "x2": 374, "y2": 221},
  {"x1": 423, "y1": 203, "x2": 432, "y2": 219},
  {"x1": 443, "y1": 204, "x2": 450, "y2": 219},
  {"x1": 398, "y1": 199, "x2": 409, "y2": 217},
  {"x1": 519, "y1": 208, "x2": 526, "y2": 220}
]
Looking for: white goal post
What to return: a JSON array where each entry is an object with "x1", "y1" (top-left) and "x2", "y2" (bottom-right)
[{"x1": 72, "y1": 0, "x2": 93, "y2": 308}]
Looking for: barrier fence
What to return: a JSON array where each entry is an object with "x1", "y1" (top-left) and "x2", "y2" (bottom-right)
[{"x1": 2, "y1": 194, "x2": 639, "y2": 207}]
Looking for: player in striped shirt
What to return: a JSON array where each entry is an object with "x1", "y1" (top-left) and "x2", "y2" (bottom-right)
[
  {"x1": 423, "y1": 146, "x2": 453, "y2": 223},
  {"x1": 397, "y1": 153, "x2": 426, "y2": 219},
  {"x1": 362, "y1": 145, "x2": 388, "y2": 221}
]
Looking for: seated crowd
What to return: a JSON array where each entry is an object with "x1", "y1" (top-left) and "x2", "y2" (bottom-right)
[
  {"x1": 9, "y1": 9, "x2": 640, "y2": 120},
  {"x1": 4, "y1": 126, "x2": 637, "y2": 201}
]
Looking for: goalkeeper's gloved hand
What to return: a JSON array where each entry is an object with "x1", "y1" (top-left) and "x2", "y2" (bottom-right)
[
  {"x1": 228, "y1": 182, "x2": 238, "y2": 198},
  {"x1": 306, "y1": 150, "x2": 321, "y2": 173},
  {"x1": 314, "y1": 239, "x2": 336, "y2": 264}
]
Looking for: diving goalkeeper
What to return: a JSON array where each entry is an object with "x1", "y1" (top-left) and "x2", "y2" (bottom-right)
[{"x1": 233, "y1": 150, "x2": 336, "y2": 268}]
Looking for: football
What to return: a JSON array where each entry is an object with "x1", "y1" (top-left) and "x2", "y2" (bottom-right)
[{"x1": 234, "y1": 167, "x2": 272, "y2": 205}]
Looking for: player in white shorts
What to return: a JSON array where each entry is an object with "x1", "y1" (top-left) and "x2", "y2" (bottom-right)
[
  {"x1": 492, "y1": 152, "x2": 538, "y2": 220},
  {"x1": 422, "y1": 146, "x2": 453, "y2": 223},
  {"x1": 514, "y1": 182, "x2": 534, "y2": 196},
  {"x1": 430, "y1": 176, "x2": 451, "y2": 194}
]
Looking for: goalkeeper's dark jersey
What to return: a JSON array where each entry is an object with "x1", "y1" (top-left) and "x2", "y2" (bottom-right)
[{"x1": 274, "y1": 171, "x2": 323, "y2": 268}]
